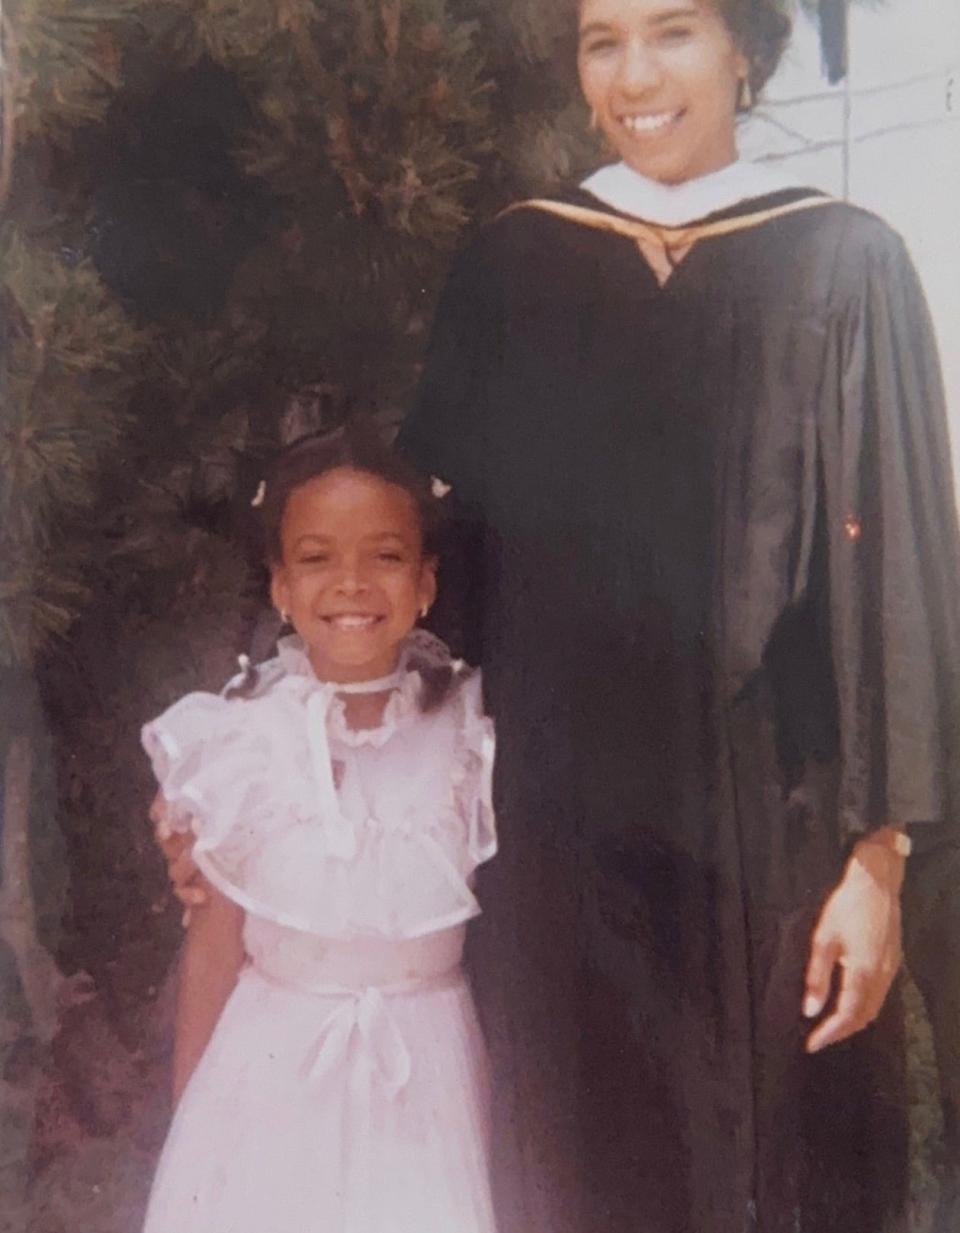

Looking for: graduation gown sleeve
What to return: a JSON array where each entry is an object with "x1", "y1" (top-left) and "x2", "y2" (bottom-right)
[
  {"x1": 397, "y1": 234, "x2": 504, "y2": 666},
  {"x1": 820, "y1": 228, "x2": 960, "y2": 1212},
  {"x1": 818, "y1": 220, "x2": 960, "y2": 844},
  {"x1": 397, "y1": 234, "x2": 503, "y2": 509}
]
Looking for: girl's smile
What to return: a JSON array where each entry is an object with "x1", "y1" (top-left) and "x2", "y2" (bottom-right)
[
  {"x1": 270, "y1": 467, "x2": 437, "y2": 684},
  {"x1": 322, "y1": 613, "x2": 386, "y2": 631}
]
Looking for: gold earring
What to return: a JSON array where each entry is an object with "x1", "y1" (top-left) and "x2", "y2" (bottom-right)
[
  {"x1": 737, "y1": 76, "x2": 753, "y2": 113},
  {"x1": 589, "y1": 107, "x2": 599, "y2": 131},
  {"x1": 420, "y1": 603, "x2": 430, "y2": 620}
]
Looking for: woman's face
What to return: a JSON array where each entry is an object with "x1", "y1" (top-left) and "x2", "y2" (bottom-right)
[{"x1": 578, "y1": 0, "x2": 747, "y2": 184}]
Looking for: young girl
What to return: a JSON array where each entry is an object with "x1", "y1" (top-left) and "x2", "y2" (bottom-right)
[{"x1": 140, "y1": 426, "x2": 498, "y2": 1233}]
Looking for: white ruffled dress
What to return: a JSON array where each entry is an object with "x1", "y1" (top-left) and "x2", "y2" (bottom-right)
[{"x1": 140, "y1": 634, "x2": 499, "y2": 1233}]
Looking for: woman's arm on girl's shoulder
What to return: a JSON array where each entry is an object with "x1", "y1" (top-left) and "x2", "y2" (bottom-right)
[
  {"x1": 151, "y1": 792, "x2": 210, "y2": 913},
  {"x1": 172, "y1": 884, "x2": 245, "y2": 1105}
]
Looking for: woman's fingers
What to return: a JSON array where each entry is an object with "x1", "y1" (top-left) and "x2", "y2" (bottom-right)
[
  {"x1": 148, "y1": 795, "x2": 209, "y2": 920},
  {"x1": 170, "y1": 848, "x2": 212, "y2": 916},
  {"x1": 805, "y1": 937, "x2": 899, "y2": 1054},
  {"x1": 159, "y1": 830, "x2": 190, "y2": 864},
  {"x1": 802, "y1": 932, "x2": 838, "y2": 1020},
  {"x1": 802, "y1": 842, "x2": 904, "y2": 1054},
  {"x1": 150, "y1": 791, "x2": 174, "y2": 841},
  {"x1": 806, "y1": 963, "x2": 874, "y2": 1054},
  {"x1": 170, "y1": 849, "x2": 206, "y2": 898}
]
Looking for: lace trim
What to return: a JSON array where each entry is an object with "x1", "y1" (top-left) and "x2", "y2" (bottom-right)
[
  {"x1": 327, "y1": 673, "x2": 422, "y2": 749},
  {"x1": 273, "y1": 629, "x2": 461, "y2": 748}
]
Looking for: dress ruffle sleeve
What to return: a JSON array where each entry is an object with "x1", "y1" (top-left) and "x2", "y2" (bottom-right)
[
  {"x1": 142, "y1": 648, "x2": 499, "y2": 940},
  {"x1": 395, "y1": 234, "x2": 502, "y2": 510},
  {"x1": 454, "y1": 671, "x2": 497, "y2": 866},
  {"x1": 141, "y1": 692, "x2": 289, "y2": 912}
]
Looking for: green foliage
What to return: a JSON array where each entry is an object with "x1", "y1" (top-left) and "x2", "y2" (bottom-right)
[
  {"x1": 191, "y1": 0, "x2": 301, "y2": 65},
  {"x1": 7, "y1": 0, "x2": 144, "y2": 143},
  {"x1": 215, "y1": 0, "x2": 497, "y2": 413},
  {"x1": 191, "y1": 0, "x2": 494, "y2": 244},
  {"x1": 51, "y1": 519, "x2": 254, "y2": 1002},
  {"x1": 0, "y1": 229, "x2": 147, "y2": 668},
  {"x1": 478, "y1": 0, "x2": 577, "y2": 67}
]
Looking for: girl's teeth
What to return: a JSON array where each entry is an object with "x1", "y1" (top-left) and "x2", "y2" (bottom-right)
[
  {"x1": 330, "y1": 615, "x2": 378, "y2": 630},
  {"x1": 623, "y1": 112, "x2": 677, "y2": 134}
]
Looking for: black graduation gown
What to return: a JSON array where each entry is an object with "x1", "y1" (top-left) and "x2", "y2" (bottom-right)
[{"x1": 398, "y1": 187, "x2": 960, "y2": 1233}]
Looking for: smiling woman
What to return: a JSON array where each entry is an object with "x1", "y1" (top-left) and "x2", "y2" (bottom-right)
[
  {"x1": 577, "y1": 0, "x2": 748, "y2": 184},
  {"x1": 397, "y1": 0, "x2": 960, "y2": 1229}
]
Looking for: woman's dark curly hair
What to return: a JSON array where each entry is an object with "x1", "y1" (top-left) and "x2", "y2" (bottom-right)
[
  {"x1": 570, "y1": 0, "x2": 792, "y2": 99},
  {"x1": 716, "y1": 0, "x2": 792, "y2": 95}
]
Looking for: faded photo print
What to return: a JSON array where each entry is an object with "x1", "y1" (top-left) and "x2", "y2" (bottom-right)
[{"x1": 2, "y1": 3, "x2": 959, "y2": 1232}]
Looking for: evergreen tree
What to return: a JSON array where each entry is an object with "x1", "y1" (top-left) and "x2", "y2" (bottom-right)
[
  {"x1": 1, "y1": 12, "x2": 150, "y2": 1222},
  {"x1": 2, "y1": 1, "x2": 912, "y2": 1228}
]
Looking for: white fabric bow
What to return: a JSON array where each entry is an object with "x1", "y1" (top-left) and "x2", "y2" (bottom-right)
[
  {"x1": 305, "y1": 688, "x2": 356, "y2": 860},
  {"x1": 302, "y1": 667, "x2": 404, "y2": 861},
  {"x1": 304, "y1": 987, "x2": 412, "y2": 1101}
]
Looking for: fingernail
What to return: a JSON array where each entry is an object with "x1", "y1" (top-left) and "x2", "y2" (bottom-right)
[{"x1": 803, "y1": 996, "x2": 820, "y2": 1018}]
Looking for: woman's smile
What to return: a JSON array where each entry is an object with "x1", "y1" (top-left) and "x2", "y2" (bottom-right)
[
  {"x1": 578, "y1": 0, "x2": 747, "y2": 184},
  {"x1": 618, "y1": 108, "x2": 685, "y2": 136}
]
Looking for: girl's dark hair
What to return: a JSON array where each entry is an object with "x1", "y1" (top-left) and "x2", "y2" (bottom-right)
[
  {"x1": 258, "y1": 420, "x2": 442, "y2": 566},
  {"x1": 227, "y1": 420, "x2": 456, "y2": 710},
  {"x1": 718, "y1": 0, "x2": 792, "y2": 95}
]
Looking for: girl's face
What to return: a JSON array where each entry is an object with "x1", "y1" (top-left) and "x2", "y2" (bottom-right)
[
  {"x1": 578, "y1": 0, "x2": 747, "y2": 185},
  {"x1": 270, "y1": 468, "x2": 437, "y2": 684}
]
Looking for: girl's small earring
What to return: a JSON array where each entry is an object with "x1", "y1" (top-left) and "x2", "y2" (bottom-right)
[
  {"x1": 419, "y1": 603, "x2": 430, "y2": 620},
  {"x1": 588, "y1": 107, "x2": 599, "y2": 131},
  {"x1": 279, "y1": 610, "x2": 290, "y2": 626},
  {"x1": 737, "y1": 76, "x2": 754, "y2": 113}
]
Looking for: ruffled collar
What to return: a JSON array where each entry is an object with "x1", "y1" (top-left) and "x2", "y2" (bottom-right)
[
  {"x1": 580, "y1": 159, "x2": 809, "y2": 227},
  {"x1": 274, "y1": 631, "x2": 452, "y2": 748},
  {"x1": 328, "y1": 677, "x2": 420, "y2": 749}
]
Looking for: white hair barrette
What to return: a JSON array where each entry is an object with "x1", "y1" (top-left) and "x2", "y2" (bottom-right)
[{"x1": 430, "y1": 476, "x2": 452, "y2": 499}]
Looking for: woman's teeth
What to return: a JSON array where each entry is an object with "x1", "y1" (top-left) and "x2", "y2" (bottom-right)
[{"x1": 621, "y1": 110, "x2": 680, "y2": 134}]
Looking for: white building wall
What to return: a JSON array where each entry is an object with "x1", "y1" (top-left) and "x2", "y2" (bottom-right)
[{"x1": 740, "y1": 1, "x2": 960, "y2": 494}]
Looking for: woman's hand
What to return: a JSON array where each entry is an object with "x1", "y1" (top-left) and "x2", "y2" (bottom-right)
[
  {"x1": 150, "y1": 792, "x2": 211, "y2": 916},
  {"x1": 803, "y1": 828, "x2": 906, "y2": 1054}
]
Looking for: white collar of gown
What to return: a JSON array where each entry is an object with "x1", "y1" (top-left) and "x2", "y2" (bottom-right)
[{"x1": 580, "y1": 159, "x2": 811, "y2": 227}]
